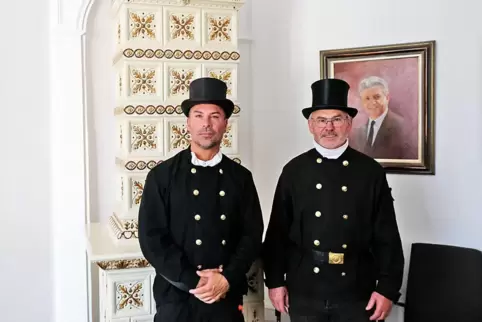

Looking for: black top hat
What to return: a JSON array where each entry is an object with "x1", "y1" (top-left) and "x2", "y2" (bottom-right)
[
  {"x1": 181, "y1": 77, "x2": 235, "y2": 118},
  {"x1": 301, "y1": 78, "x2": 358, "y2": 119}
]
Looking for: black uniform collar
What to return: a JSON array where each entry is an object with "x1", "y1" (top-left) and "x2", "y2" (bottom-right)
[{"x1": 309, "y1": 145, "x2": 354, "y2": 164}]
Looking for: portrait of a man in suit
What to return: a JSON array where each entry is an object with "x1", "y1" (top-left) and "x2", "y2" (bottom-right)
[
  {"x1": 321, "y1": 41, "x2": 435, "y2": 173},
  {"x1": 350, "y1": 76, "x2": 417, "y2": 160}
]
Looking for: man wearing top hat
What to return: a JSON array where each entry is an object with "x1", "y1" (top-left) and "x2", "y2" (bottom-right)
[
  {"x1": 262, "y1": 78, "x2": 404, "y2": 322},
  {"x1": 138, "y1": 77, "x2": 264, "y2": 322}
]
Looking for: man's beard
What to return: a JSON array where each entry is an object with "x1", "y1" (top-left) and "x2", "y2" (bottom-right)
[{"x1": 193, "y1": 138, "x2": 221, "y2": 150}]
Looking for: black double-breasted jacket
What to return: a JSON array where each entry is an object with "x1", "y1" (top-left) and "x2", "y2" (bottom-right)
[
  {"x1": 262, "y1": 146, "x2": 404, "y2": 309},
  {"x1": 138, "y1": 148, "x2": 264, "y2": 315}
]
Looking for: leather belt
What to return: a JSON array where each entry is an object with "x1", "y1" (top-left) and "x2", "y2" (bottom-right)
[{"x1": 309, "y1": 249, "x2": 345, "y2": 265}]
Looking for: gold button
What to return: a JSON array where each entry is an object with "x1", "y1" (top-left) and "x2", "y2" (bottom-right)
[
  {"x1": 194, "y1": 214, "x2": 201, "y2": 221},
  {"x1": 193, "y1": 189, "x2": 199, "y2": 196},
  {"x1": 341, "y1": 186, "x2": 347, "y2": 192},
  {"x1": 316, "y1": 158, "x2": 322, "y2": 163},
  {"x1": 341, "y1": 272, "x2": 346, "y2": 276},
  {"x1": 219, "y1": 169, "x2": 223, "y2": 174},
  {"x1": 196, "y1": 239, "x2": 202, "y2": 245},
  {"x1": 316, "y1": 183, "x2": 322, "y2": 189},
  {"x1": 343, "y1": 214, "x2": 348, "y2": 220},
  {"x1": 219, "y1": 190, "x2": 225, "y2": 197},
  {"x1": 342, "y1": 244, "x2": 347, "y2": 249},
  {"x1": 343, "y1": 160, "x2": 349, "y2": 166},
  {"x1": 313, "y1": 267, "x2": 320, "y2": 273},
  {"x1": 315, "y1": 211, "x2": 321, "y2": 217},
  {"x1": 314, "y1": 240, "x2": 320, "y2": 246},
  {"x1": 220, "y1": 214, "x2": 226, "y2": 220},
  {"x1": 222, "y1": 240, "x2": 226, "y2": 245},
  {"x1": 191, "y1": 168, "x2": 197, "y2": 174}
]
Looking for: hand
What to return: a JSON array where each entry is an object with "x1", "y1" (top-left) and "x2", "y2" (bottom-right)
[
  {"x1": 268, "y1": 286, "x2": 289, "y2": 314},
  {"x1": 189, "y1": 270, "x2": 230, "y2": 304},
  {"x1": 195, "y1": 267, "x2": 223, "y2": 288},
  {"x1": 366, "y1": 291, "x2": 392, "y2": 321}
]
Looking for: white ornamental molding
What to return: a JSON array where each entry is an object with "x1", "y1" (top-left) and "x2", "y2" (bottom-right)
[{"x1": 112, "y1": 0, "x2": 245, "y2": 13}]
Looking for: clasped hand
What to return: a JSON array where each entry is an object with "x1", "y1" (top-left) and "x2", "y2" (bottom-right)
[{"x1": 189, "y1": 267, "x2": 229, "y2": 304}]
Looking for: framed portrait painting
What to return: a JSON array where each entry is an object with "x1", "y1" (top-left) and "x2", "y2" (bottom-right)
[{"x1": 320, "y1": 41, "x2": 435, "y2": 174}]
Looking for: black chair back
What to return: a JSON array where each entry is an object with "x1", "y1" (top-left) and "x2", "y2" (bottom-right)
[{"x1": 404, "y1": 242, "x2": 482, "y2": 322}]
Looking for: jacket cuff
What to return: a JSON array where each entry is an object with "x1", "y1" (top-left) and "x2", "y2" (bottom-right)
[
  {"x1": 222, "y1": 269, "x2": 239, "y2": 291},
  {"x1": 375, "y1": 282, "x2": 401, "y2": 303},
  {"x1": 180, "y1": 268, "x2": 200, "y2": 291},
  {"x1": 264, "y1": 275, "x2": 285, "y2": 289}
]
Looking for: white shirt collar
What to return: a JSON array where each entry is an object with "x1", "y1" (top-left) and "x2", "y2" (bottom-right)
[
  {"x1": 313, "y1": 139, "x2": 349, "y2": 159},
  {"x1": 191, "y1": 150, "x2": 223, "y2": 167},
  {"x1": 369, "y1": 107, "x2": 388, "y2": 126}
]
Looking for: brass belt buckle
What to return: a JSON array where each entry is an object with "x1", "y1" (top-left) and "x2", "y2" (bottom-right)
[{"x1": 328, "y1": 252, "x2": 344, "y2": 264}]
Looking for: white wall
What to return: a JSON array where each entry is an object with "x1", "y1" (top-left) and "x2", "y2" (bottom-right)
[
  {"x1": 1, "y1": 1, "x2": 53, "y2": 321},
  {"x1": 86, "y1": 0, "x2": 116, "y2": 223},
  {"x1": 251, "y1": 0, "x2": 482, "y2": 321}
]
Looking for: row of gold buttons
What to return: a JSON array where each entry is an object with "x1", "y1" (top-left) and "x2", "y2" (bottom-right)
[
  {"x1": 194, "y1": 239, "x2": 227, "y2": 246},
  {"x1": 192, "y1": 189, "x2": 226, "y2": 196},
  {"x1": 191, "y1": 168, "x2": 224, "y2": 174},
  {"x1": 194, "y1": 214, "x2": 227, "y2": 221},
  {"x1": 316, "y1": 158, "x2": 349, "y2": 166},
  {"x1": 313, "y1": 157, "x2": 349, "y2": 277},
  {"x1": 190, "y1": 167, "x2": 227, "y2": 248}
]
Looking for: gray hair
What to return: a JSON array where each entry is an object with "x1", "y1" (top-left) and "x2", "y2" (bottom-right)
[{"x1": 358, "y1": 76, "x2": 389, "y2": 95}]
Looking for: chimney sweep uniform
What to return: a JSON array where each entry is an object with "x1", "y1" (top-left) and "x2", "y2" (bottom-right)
[
  {"x1": 138, "y1": 78, "x2": 264, "y2": 322},
  {"x1": 262, "y1": 79, "x2": 404, "y2": 321}
]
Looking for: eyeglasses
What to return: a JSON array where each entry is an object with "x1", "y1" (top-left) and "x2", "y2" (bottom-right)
[{"x1": 310, "y1": 116, "x2": 349, "y2": 128}]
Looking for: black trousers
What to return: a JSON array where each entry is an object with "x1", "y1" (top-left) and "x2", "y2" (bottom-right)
[
  {"x1": 289, "y1": 300, "x2": 382, "y2": 322},
  {"x1": 154, "y1": 297, "x2": 244, "y2": 322}
]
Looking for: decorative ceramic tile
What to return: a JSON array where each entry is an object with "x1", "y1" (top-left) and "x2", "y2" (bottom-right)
[
  {"x1": 131, "y1": 124, "x2": 157, "y2": 150},
  {"x1": 116, "y1": 158, "x2": 163, "y2": 173},
  {"x1": 202, "y1": 10, "x2": 237, "y2": 47},
  {"x1": 208, "y1": 14, "x2": 231, "y2": 42},
  {"x1": 121, "y1": 48, "x2": 240, "y2": 61},
  {"x1": 107, "y1": 271, "x2": 152, "y2": 318},
  {"x1": 117, "y1": 73, "x2": 123, "y2": 97},
  {"x1": 128, "y1": 120, "x2": 163, "y2": 156},
  {"x1": 116, "y1": 175, "x2": 124, "y2": 205},
  {"x1": 116, "y1": 174, "x2": 147, "y2": 218},
  {"x1": 117, "y1": 104, "x2": 240, "y2": 116},
  {"x1": 128, "y1": 9, "x2": 159, "y2": 40},
  {"x1": 165, "y1": 117, "x2": 191, "y2": 154},
  {"x1": 121, "y1": 104, "x2": 183, "y2": 115},
  {"x1": 117, "y1": 22, "x2": 121, "y2": 44},
  {"x1": 203, "y1": 64, "x2": 238, "y2": 100},
  {"x1": 164, "y1": 63, "x2": 201, "y2": 102},
  {"x1": 220, "y1": 118, "x2": 238, "y2": 154},
  {"x1": 128, "y1": 65, "x2": 162, "y2": 98},
  {"x1": 116, "y1": 281, "x2": 144, "y2": 310},
  {"x1": 130, "y1": 176, "x2": 145, "y2": 209},
  {"x1": 118, "y1": 123, "x2": 124, "y2": 152},
  {"x1": 163, "y1": 7, "x2": 201, "y2": 46}
]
